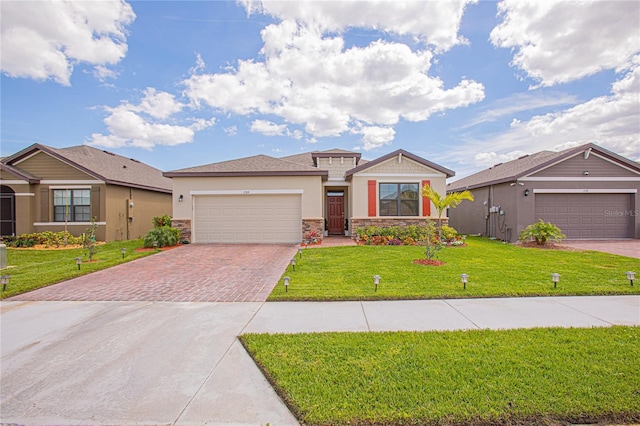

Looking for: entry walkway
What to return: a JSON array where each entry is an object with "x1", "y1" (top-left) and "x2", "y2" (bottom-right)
[{"x1": 1, "y1": 295, "x2": 638, "y2": 426}]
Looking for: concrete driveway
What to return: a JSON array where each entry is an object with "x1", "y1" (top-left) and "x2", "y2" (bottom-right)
[{"x1": 9, "y1": 244, "x2": 298, "y2": 302}]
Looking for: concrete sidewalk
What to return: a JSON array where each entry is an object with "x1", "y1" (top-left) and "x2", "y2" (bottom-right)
[{"x1": 1, "y1": 296, "x2": 639, "y2": 426}]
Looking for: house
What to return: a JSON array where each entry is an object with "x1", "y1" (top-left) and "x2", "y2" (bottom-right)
[
  {"x1": 447, "y1": 143, "x2": 640, "y2": 242},
  {"x1": 164, "y1": 149, "x2": 454, "y2": 244},
  {"x1": 0, "y1": 144, "x2": 172, "y2": 241}
]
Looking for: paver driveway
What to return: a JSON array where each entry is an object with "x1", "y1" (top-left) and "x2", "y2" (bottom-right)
[{"x1": 10, "y1": 244, "x2": 298, "y2": 302}]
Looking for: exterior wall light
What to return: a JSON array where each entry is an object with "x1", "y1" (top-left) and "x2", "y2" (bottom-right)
[
  {"x1": 373, "y1": 275, "x2": 381, "y2": 292},
  {"x1": 552, "y1": 273, "x2": 560, "y2": 288},
  {"x1": 178, "y1": 194, "x2": 184, "y2": 202},
  {"x1": 291, "y1": 258, "x2": 296, "y2": 271},
  {"x1": 75, "y1": 257, "x2": 82, "y2": 270},
  {"x1": 283, "y1": 276, "x2": 290, "y2": 292},
  {"x1": 461, "y1": 273, "x2": 469, "y2": 289},
  {"x1": 121, "y1": 248, "x2": 126, "y2": 259},
  {"x1": 524, "y1": 189, "x2": 530, "y2": 196},
  {"x1": 1, "y1": 275, "x2": 10, "y2": 291},
  {"x1": 626, "y1": 271, "x2": 635, "y2": 286}
]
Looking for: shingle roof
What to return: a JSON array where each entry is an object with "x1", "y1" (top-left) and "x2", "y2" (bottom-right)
[
  {"x1": 0, "y1": 162, "x2": 40, "y2": 183},
  {"x1": 2, "y1": 144, "x2": 172, "y2": 192},
  {"x1": 281, "y1": 148, "x2": 362, "y2": 168},
  {"x1": 447, "y1": 142, "x2": 640, "y2": 191},
  {"x1": 164, "y1": 154, "x2": 328, "y2": 178}
]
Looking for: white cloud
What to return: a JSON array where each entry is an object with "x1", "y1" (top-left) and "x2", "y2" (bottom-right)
[
  {"x1": 490, "y1": 0, "x2": 640, "y2": 87},
  {"x1": 1, "y1": 0, "x2": 135, "y2": 86},
  {"x1": 182, "y1": 18, "x2": 484, "y2": 148},
  {"x1": 87, "y1": 89, "x2": 214, "y2": 150},
  {"x1": 250, "y1": 119, "x2": 288, "y2": 136},
  {"x1": 451, "y1": 61, "x2": 640, "y2": 169},
  {"x1": 353, "y1": 125, "x2": 395, "y2": 151},
  {"x1": 224, "y1": 126, "x2": 238, "y2": 136},
  {"x1": 240, "y1": 0, "x2": 477, "y2": 52}
]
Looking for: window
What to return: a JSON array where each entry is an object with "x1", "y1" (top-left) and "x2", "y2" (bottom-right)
[
  {"x1": 379, "y1": 183, "x2": 419, "y2": 216},
  {"x1": 53, "y1": 189, "x2": 91, "y2": 222}
]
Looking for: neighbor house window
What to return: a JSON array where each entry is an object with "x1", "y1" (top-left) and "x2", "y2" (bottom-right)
[
  {"x1": 379, "y1": 183, "x2": 419, "y2": 216},
  {"x1": 53, "y1": 189, "x2": 91, "y2": 222}
]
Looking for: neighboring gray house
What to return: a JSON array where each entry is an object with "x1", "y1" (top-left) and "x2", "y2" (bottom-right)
[{"x1": 447, "y1": 143, "x2": 640, "y2": 241}]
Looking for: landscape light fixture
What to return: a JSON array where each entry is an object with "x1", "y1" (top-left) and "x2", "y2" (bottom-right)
[
  {"x1": 1, "y1": 275, "x2": 9, "y2": 291},
  {"x1": 153, "y1": 241, "x2": 158, "y2": 250},
  {"x1": 626, "y1": 271, "x2": 635, "y2": 286},
  {"x1": 283, "y1": 276, "x2": 290, "y2": 292},
  {"x1": 121, "y1": 248, "x2": 126, "y2": 259},
  {"x1": 298, "y1": 248, "x2": 303, "y2": 258},
  {"x1": 291, "y1": 258, "x2": 296, "y2": 271},
  {"x1": 552, "y1": 273, "x2": 560, "y2": 288},
  {"x1": 75, "y1": 257, "x2": 82, "y2": 270},
  {"x1": 373, "y1": 275, "x2": 381, "y2": 292},
  {"x1": 461, "y1": 273, "x2": 469, "y2": 289}
]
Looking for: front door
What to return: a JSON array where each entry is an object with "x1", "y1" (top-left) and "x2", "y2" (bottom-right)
[{"x1": 327, "y1": 195, "x2": 344, "y2": 235}]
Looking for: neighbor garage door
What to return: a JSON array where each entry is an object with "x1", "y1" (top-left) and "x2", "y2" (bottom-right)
[
  {"x1": 194, "y1": 194, "x2": 301, "y2": 243},
  {"x1": 535, "y1": 193, "x2": 632, "y2": 239}
]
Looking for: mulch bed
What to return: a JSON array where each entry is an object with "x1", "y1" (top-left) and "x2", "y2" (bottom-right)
[
  {"x1": 517, "y1": 241, "x2": 583, "y2": 251},
  {"x1": 135, "y1": 245, "x2": 181, "y2": 252}
]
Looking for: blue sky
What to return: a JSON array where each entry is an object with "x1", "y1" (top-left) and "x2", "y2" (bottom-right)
[{"x1": 2, "y1": 0, "x2": 639, "y2": 181}]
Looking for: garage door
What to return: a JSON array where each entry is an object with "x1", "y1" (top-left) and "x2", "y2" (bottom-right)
[
  {"x1": 194, "y1": 194, "x2": 301, "y2": 243},
  {"x1": 535, "y1": 193, "x2": 632, "y2": 239}
]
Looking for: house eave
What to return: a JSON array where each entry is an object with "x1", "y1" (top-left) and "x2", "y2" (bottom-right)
[{"x1": 163, "y1": 170, "x2": 329, "y2": 179}]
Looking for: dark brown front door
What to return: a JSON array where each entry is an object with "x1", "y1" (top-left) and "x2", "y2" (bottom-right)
[{"x1": 327, "y1": 196, "x2": 344, "y2": 235}]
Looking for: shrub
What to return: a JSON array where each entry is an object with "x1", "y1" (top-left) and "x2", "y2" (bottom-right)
[
  {"x1": 6, "y1": 231, "x2": 82, "y2": 247},
  {"x1": 356, "y1": 225, "x2": 429, "y2": 245},
  {"x1": 519, "y1": 219, "x2": 566, "y2": 245},
  {"x1": 152, "y1": 215, "x2": 172, "y2": 228},
  {"x1": 144, "y1": 226, "x2": 180, "y2": 248},
  {"x1": 439, "y1": 225, "x2": 459, "y2": 243}
]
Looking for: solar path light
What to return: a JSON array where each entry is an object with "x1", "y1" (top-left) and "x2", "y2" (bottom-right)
[
  {"x1": 461, "y1": 274, "x2": 469, "y2": 289},
  {"x1": 552, "y1": 273, "x2": 560, "y2": 288},
  {"x1": 75, "y1": 257, "x2": 82, "y2": 270},
  {"x1": 373, "y1": 275, "x2": 381, "y2": 292},
  {"x1": 298, "y1": 248, "x2": 303, "y2": 258},
  {"x1": 284, "y1": 277, "x2": 290, "y2": 292},
  {"x1": 626, "y1": 271, "x2": 635, "y2": 287},
  {"x1": 121, "y1": 248, "x2": 126, "y2": 259},
  {"x1": 1, "y1": 275, "x2": 9, "y2": 291},
  {"x1": 291, "y1": 258, "x2": 296, "y2": 271}
]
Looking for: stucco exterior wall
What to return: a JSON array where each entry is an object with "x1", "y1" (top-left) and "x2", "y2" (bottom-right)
[{"x1": 351, "y1": 156, "x2": 448, "y2": 219}]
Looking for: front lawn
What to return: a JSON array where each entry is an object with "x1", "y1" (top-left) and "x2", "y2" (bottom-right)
[
  {"x1": 269, "y1": 237, "x2": 639, "y2": 300},
  {"x1": 1, "y1": 239, "x2": 158, "y2": 299},
  {"x1": 241, "y1": 326, "x2": 640, "y2": 425}
]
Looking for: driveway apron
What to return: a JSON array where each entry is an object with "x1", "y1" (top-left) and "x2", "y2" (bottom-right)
[{"x1": 9, "y1": 244, "x2": 298, "y2": 302}]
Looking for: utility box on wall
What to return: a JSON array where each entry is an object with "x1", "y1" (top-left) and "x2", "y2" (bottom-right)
[{"x1": 127, "y1": 199, "x2": 135, "y2": 221}]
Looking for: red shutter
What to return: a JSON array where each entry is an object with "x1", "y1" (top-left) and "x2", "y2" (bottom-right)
[
  {"x1": 368, "y1": 180, "x2": 376, "y2": 217},
  {"x1": 422, "y1": 180, "x2": 431, "y2": 216}
]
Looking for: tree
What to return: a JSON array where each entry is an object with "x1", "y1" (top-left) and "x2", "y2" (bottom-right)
[{"x1": 421, "y1": 184, "x2": 474, "y2": 227}]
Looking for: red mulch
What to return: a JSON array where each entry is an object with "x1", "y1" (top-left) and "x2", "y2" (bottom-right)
[
  {"x1": 517, "y1": 241, "x2": 582, "y2": 251},
  {"x1": 413, "y1": 259, "x2": 446, "y2": 266}
]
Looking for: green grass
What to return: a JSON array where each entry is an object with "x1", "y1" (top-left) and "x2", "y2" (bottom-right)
[
  {"x1": 270, "y1": 237, "x2": 640, "y2": 300},
  {"x1": 1, "y1": 239, "x2": 159, "y2": 299},
  {"x1": 241, "y1": 326, "x2": 640, "y2": 425}
]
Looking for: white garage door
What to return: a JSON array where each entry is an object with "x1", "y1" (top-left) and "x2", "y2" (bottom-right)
[
  {"x1": 535, "y1": 193, "x2": 632, "y2": 239},
  {"x1": 194, "y1": 194, "x2": 301, "y2": 243}
]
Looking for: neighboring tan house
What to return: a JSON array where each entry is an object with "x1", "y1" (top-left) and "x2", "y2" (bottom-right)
[
  {"x1": 164, "y1": 149, "x2": 454, "y2": 244},
  {"x1": 447, "y1": 143, "x2": 640, "y2": 242},
  {"x1": 0, "y1": 144, "x2": 172, "y2": 241}
]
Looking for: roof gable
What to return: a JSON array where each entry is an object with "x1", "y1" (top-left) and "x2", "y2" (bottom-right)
[{"x1": 346, "y1": 149, "x2": 454, "y2": 180}]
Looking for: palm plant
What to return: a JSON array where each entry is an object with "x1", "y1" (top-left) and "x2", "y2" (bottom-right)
[{"x1": 421, "y1": 184, "x2": 474, "y2": 227}]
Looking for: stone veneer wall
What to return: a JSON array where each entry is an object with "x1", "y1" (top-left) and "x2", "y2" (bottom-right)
[
  {"x1": 302, "y1": 218, "x2": 324, "y2": 241},
  {"x1": 351, "y1": 217, "x2": 448, "y2": 234},
  {"x1": 171, "y1": 219, "x2": 192, "y2": 243}
]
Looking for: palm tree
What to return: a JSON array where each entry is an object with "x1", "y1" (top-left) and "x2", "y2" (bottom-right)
[{"x1": 421, "y1": 184, "x2": 474, "y2": 227}]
